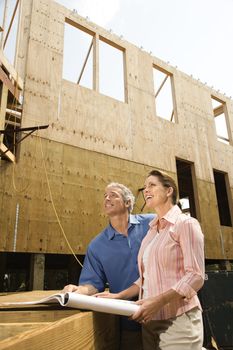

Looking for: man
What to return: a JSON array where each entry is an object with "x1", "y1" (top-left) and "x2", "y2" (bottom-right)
[{"x1": 63, "y1": 182, "x2": 154, "y2": 350}]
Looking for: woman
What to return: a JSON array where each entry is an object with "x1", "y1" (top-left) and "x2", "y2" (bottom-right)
[{"x1": 96, "y1": 170, "x2": 205, "y2": 349}]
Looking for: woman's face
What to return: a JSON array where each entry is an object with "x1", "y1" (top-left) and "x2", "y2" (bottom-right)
[{"x1": 143, "y1": 175, "x2": 171, "y2": 209}]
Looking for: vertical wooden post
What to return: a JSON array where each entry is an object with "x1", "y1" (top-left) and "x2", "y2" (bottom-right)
[
  {"x1": 29, "y1": 253, "x2": 45, "y2": 290},
  {"x1": 219, "y1": 259, "x2": 232, "y2": 271},
  {"x1": 0, "y1": 0, "x2": 8, "y2": 50},
  {"x1": 93, "y1": 33, "x2": 99, "y2": 91},
  {"x1": 0, "y1": 84, "x2": 8, "y2": 143}
]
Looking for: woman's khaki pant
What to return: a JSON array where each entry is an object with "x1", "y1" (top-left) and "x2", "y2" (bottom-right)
[{"x1": 142, "y1": 308, "x2": 203, "y2": 350}]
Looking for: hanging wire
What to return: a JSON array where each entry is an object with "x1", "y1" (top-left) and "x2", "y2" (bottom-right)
[
  {"x1": 39, "y1": 134, "x2": 83, "y2": 268},
  {"x1": 12, "y1": 160, "x2": 30, "y2": 192}
]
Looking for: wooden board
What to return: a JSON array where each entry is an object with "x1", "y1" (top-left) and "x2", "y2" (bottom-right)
[{"x1": 0, "y1": 291, "x2": 119, "y2": 350}]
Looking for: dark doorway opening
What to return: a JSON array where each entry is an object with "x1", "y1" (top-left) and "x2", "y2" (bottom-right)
[
  {"x1": 213, "y1": 170, "x2": 232, "y2": 227},
  {"x1": 176, "y1": 159, "x2": 198, "y2": 218}
]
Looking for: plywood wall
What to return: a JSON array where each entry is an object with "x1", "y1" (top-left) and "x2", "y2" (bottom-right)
[
  {"x1": 0, "y1": 0, "x2": 233, "y2": 259},
  {"x1": 0, "y1": 137, "x2": 153, "y2": 254}
]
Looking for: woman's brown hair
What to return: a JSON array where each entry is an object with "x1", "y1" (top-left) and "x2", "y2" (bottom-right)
[{"x1": 147, "y1": 170, "x2": 178, "y2": 205}]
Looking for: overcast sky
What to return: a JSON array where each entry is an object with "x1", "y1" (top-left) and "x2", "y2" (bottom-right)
[{"x1": 56, "y1": 0, "x2": 233, "y2": 99}]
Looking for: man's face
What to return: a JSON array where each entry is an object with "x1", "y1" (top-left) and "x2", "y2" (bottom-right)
[{"x1": 103, "y1": 186, "x2": 129, "y2": 216}]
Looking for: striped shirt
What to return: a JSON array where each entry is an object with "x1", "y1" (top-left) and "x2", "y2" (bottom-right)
[{"x1": 135, "y1": 205, "x2": 205, "y2": 320}]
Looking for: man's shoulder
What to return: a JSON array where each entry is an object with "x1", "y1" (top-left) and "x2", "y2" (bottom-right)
[
  {"x1": 88, "y1": 227, "x2": 110, "y2": 247},
  {"x1": 132, "y1": 213, "x2": 155, "y2": 222}
]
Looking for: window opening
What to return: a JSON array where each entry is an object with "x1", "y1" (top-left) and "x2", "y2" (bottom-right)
[
  {"x1": 153, "y1": 65, "x2": 175, "y2": 122},
  {"x1": 63, "y1": 20, "x2": 94, "y2": 89},
  {"x1": 176, "y1": 159, "x2": 199, "y2": 218},
  {"x1": 213, "y1": 170, "x2": 232, "y2": 227},
  {"x1": 62, "y1": 20, "x2": 126, "y2": 102},
  {"x1": 0, "y1": 0, "x2": 20, "y2": 66},
  {"x1": 211, "y1": 96, "x2": 230, "y2": 144},
  {"x1": 99, "y1": 37, "x2": 125, "y2": 102}
]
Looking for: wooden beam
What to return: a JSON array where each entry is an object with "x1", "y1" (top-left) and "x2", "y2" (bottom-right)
[
  {"x1": 6, "y1": 108, "x2": 22, "y2": 118},
  {"x1": 154, "y1": 74, "x2": 169, "y2": 99},
  {"x1": 3, "y1": 120, "x2": 21, "y2": 127},
  {"x1": 0, "y1": 310, "x2": 119, "y2": 350},
  {"x1": 0, "y1": 65, "x2": 20, "y2": 101},
  {"x1": 3, "y1": 0, "x2": 20, "y2": 50},
  {"x1": 93, "y1": 34, "x2": 99, "y2": 91},
  {"x1": 0, "y1": 323, "x2": 51, "y2": 342},
  {"x1": 213, "y1": 104, "x2": 224, "y2": 117},
  {"x1": 0, "y1": 0, "x2": 7, "y2": 49},
  {"x1": 0, "y1": 49, "x2": 23, "y2": 90},
  {"x1": 0, "y1": 142, "x2": 15, "y2": 162},
  {"x1": 0, "y1": 309, "x2": 78, "y2": 323},
  {"x1": 29, "y1": 254, "x2": 45, "y2": 291},
  {"x1": 77, "y1": 38, "x2": 93, "y2": 84},
  {"x1": 65, "y1": 17, "x2": 95, "y2": 37},
  {"x1": 0, "y1": 84, "x2": 8, "y2": 132}
]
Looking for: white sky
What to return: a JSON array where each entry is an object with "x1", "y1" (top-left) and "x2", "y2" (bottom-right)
[{"x1": 56, "y1": 0, "x2": 233, "y2": 99}]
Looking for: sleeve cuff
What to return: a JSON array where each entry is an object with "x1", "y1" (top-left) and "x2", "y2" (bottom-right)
[
  {"x1": 134, "y1": 278, "x2": 141, "y2": 287},
  {"x1": 172, "y1": 281, "x2": 197, "y2": 299}
]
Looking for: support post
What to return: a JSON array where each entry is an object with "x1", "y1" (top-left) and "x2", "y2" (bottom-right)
[
  {"x1": 219, "y1": 259, "x2": 232, "y2": 271},
  {"x1": 29, "y1": 253, "x2": 45, "y2": 290}
]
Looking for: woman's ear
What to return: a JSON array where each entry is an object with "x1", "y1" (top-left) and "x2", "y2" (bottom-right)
[{"x1": 167, "y1": 187, "x2": 174, "y2": 198}]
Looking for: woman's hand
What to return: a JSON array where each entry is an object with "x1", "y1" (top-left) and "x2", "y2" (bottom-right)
[
  {"x1": 132, "y1": 289, "x2": 183, "y2": 323},
  {"x1": 94, "y1": 291, "x2": 121, "y2": 299},
  {"x1": 131, "y1": 295, "x2": 164, "y2": 323}
]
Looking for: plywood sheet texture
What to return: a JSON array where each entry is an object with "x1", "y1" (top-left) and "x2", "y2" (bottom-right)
[
  {"x1": 0, "y1": 0, "x2": 232, "y2": 259},
  {"x1": 0, "y1": 139, "x2": 152, "y2": 254}
]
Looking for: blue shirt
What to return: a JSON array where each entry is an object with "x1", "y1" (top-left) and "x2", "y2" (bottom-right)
[{"x1": 79, "y1": 213, "x2": 154, "y2": 330}]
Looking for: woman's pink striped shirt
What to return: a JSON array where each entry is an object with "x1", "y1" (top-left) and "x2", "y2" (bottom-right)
[{"x1": 135, "y1": 205, "x2": 205, "y2": 320}]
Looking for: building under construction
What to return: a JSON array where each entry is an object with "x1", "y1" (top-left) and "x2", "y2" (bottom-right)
[{"x1": 0, "y1": 0, "x2": 232, "y2": 349}]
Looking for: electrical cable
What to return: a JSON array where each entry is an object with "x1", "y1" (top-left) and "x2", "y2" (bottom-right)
[{"x1": 39, "y1": 134, "x2": 83, "y2": 268}]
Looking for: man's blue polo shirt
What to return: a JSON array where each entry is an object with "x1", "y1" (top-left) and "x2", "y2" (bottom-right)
[
  {"x1": 79, "y1": 214, "x2": 154, "y2": 330},
  {"x1": 79, "y1": 214, "x2": 154, "y2": 292}
]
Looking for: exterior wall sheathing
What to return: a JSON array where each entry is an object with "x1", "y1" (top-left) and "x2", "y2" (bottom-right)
[{"x1": 0, "y1": 0, "x2": 233, "y2": 260}]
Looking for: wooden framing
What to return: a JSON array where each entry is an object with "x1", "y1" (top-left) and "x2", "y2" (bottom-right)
[
  {"x1": 0, "y1": 84, "x2": 8, "y2": 131},
  {"x1": 154, "y1": 74, "x2": 169, "y2": 98},
  {"x1": 0, "y1": 50, "x2": 23, "y2": 90},
  {"x1": 77, "y1": 38, "x2": 93, "y2": 85},
  {"x1": 0, "y1": 0, "x2": 232, "y2": 261},
  {"x1": 0, "y1": 65, "x2": 20, "y2": 101},
  {"x1": 0, "y1": 47, "x2": 24, "y2": 162},
  {"x1": 0, "y1": 143, "x2": 15, "y2": 162}
]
